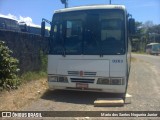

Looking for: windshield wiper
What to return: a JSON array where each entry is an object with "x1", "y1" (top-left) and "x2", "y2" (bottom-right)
[
  {"x1": 60, "y1": 35, "x2": 66, "y2": 57},
  {"x1": 92, "y1": 33, "x2": 103, "y2": 57},
  {"x1": 99, "y1": 40, "x2": 103, "y2": 57}
]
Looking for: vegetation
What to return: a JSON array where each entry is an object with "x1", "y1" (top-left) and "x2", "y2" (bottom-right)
[
  {"x1": 40, "y1": 50, "x2": 47, "y2": 72},
  {"x1": 132, "y1": 21, "x2": 160, "y2": 53},
  {"x1": 20, "y1": 71, "x2": 47, "y2": 84},
  {"x1": 0, "y1": 41, "x2": 47, "y2": 91},
  {"x1": 0, "y1": 41, "x2": 20, "y2": 89}
]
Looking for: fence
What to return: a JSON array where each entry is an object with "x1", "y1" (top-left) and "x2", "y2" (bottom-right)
[{"x1": 0, "y1": 29, "x2": 49, "y2": 74}]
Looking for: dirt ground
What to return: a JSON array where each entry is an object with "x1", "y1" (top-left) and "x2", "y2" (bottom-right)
[{"x1": 0, "y1": 78, "x2": 48, "y2": 111}]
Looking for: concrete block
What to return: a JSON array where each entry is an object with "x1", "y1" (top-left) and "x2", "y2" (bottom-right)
[
  {"x1": 94, "y1": 98, "x2": 124, "y2": 107},
  {"x1": 125, "y1": 93, "x2": 132, "y2": 104}
]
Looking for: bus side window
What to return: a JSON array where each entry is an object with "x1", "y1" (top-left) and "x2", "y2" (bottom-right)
[
  {"x1": 0, "y1": 21, "x2": 6, "y2": 29},
  {"x1": 101, "y1": 19, "x2": 122, "y2": 41},
  {"x1": 54, "y1": 25, "x2": 57, "y2": 33},
  {"x1": 0, "y1": 19, "x2": 5, "y2": 29}
]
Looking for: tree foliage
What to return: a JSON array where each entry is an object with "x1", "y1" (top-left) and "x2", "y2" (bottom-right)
[
  {"x1": 132, "y1": 21, "x2": 160, "y2": 52},
  {"x1": 0, "y1": 41, "x2": 20, "y2": 89}
]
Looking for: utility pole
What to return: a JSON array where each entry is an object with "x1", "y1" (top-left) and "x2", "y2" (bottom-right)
[
  {"x1": 61, "y1": 0, "x2": 68, "y2": 8},
  {"x1": 65, "y1": 0, "x2": 68, "y2": 8}
]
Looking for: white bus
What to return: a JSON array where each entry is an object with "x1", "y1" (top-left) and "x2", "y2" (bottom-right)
[
  {"x1": 41, "y1": 5, "x2": 135, "y2": 98},
  {"x1": 19, "y1": 22, "x2": 50, "y2": 36},
  {"x1": 146, "y1": 43, "x2": 160, "y2": 55},
  {"x1": 0, "y1": 15, "x2": 20, "y2": 31}
]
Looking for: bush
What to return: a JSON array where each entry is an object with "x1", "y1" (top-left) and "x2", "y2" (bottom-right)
[
  {"x1": 0, "y1": 41, "x2": 20, "y2": 89},
  {"x1": 39, "y1": 50, "x2": 47, "y2": 72},
  {"x1": 20, "y1": 71, "x2": 47, "y2": 83}
]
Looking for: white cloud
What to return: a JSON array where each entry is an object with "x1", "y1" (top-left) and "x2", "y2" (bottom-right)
[
  {"x1": 0, "y1": 13, "x2": 40, "y2": 27},
  {"x1": 19, "y1": 16, "x2": 40, "y2": 27}
]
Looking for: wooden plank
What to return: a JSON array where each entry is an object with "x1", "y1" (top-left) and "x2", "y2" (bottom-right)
[{"x1": 94, "y1": 98, "x2": 124, "y2": 107}]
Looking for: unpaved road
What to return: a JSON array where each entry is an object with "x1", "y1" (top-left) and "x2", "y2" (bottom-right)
[{"x1": 1, "y1": 54, "x2": 160, "y2": 120}]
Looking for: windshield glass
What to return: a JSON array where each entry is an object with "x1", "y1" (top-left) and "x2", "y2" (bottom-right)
[{"x1": 50, "y1": 9, "x2": 125, "y2": 55}]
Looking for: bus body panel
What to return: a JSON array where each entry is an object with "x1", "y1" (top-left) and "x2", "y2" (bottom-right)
[
  {"x1": 57, "y1": 59, "x2": 110, "y2": 76},
  {"x1": 48, "y1": 55, "x2": 127, "y2": 76}
]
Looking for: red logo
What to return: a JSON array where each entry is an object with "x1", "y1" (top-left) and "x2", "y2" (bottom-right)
[{"x1": 79, "y1": 71, "x2": 84, "y2": 77}]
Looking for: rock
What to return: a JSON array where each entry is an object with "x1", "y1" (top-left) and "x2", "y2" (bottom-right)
[{"x1": 37, "y1": 90, "x2": 41, "y2": 94}]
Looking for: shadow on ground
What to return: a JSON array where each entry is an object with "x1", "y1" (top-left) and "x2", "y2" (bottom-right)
[{"x1": 41, "y1": 89, "x2": 123, "y2": 105}]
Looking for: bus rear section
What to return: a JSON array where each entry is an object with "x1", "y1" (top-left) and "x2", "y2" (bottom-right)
[{"x1": 45, "y1": 5, "x2": 134, "y2": 96}]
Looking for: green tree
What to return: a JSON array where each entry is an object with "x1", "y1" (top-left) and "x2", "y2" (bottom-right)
[
  {"x1": 148, "y1": 24, "x2": 160, "y2": 43},
  {"x1": 0, "y1": 41, "x2": 20, "y2": 89},
  {"x1": 132, "y1": 21, "x2": 160, "y2": 52}
]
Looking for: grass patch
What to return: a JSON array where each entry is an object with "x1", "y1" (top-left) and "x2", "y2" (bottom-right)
[
  {"x1": 20, "y1": 71, "x2": 47, "y2": 84},
  {"x1": 131, "y1": 57, "x2": 137, "y2": 62},
  {"x1": 132, "y1": 51, "x2": 147, "y2": 54},
  {"x1": 0, "y1": 71, "x2": 47, "y2": 91}
]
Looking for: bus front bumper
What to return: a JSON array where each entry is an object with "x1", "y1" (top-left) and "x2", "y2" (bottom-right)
[{"x1": 48, "y1": 82, "x2": 126, "y2": 93}]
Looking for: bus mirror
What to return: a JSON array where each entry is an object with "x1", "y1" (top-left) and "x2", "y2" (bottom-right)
[
  {"x1": 129, "y1": 18, "x2": 135, "y2": 35},
  {"x1": 41, "y1": 21, "x2": 45, "y2": 37}
]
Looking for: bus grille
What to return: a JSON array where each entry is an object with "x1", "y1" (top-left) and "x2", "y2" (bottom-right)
[
  {"x1": 68, "y1": 71, "x2": 79, "y2": 76},
  {"x1": 70, "y1": 78, "x2": 95, "y2": 83},
  {"x1": 84, "y1": 72, "x2": 96, "y2": 76},
  {"x1": 68, "y1": 71, "x2": 96, "y2": 77}
]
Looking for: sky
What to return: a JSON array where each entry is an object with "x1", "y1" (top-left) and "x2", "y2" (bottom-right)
[{"x1": 0, "y1": 0, "x2": 160, "y2": 26}]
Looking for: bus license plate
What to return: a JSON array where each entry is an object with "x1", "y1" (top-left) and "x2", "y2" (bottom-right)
[{"x1": 76, "y1": 83, "x2": 88, "y2": 89}]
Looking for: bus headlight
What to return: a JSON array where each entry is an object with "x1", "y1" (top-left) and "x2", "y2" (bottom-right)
[
  {"x1": 110, "y1": 78, "x2": 124, "y2": 85},
  {"x1": 58, "y1": 76, "x2": 68, "y2": 83},
  {"x1": 97, "y1": 78, "x2": 110, "y2": 85},
  {"x1": 48, "y1": 76, "x2": 68, "y2": 83},
  {"x1": 97, "y1": 77, "x2": 124, "y2": 85},
  {"x1": 48, "y1": 76, "x2": 58, "y2": 82}
]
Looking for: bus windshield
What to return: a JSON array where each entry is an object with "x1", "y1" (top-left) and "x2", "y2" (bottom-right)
[{"x1": 50, "y1": 9, "x2": 125, "y2": 55}]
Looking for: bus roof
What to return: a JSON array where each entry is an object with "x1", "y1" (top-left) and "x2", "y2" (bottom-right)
[
  {"x1": 54, "y1": 4, "x2": 126, "y2": 13},
  {"x1": 0, "y1": 15, "x2": 18, "y2": 22},
  {"x1": 147, "y1": 43, "x2": 160, "y2": 46}
]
